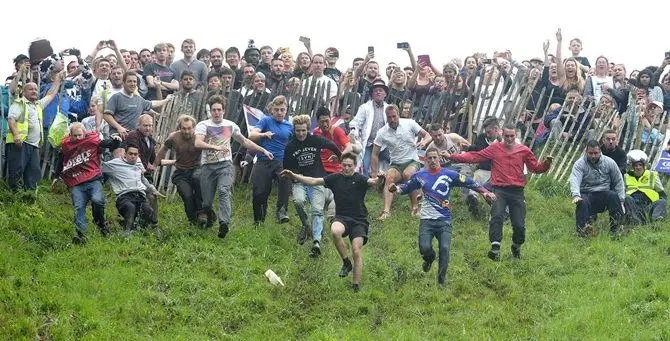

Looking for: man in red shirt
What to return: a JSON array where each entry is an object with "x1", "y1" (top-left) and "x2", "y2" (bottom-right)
[
  {"x1": 54, "y1": 123, "x2": 122, "y2": 244},
  {"x1": 312, "y1": 107, "x2": 355, "y2": 219},
  {"x1": 447, "y1": 124, "x2": 552, "y2": 261},
  {"x1": 312, "y1": 107, "x2": 354, "y2": 174}
]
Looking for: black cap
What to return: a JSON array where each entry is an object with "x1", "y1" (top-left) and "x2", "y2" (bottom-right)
[{"x1": 13, "y1": 54, "x2": 29, "y2": 65}]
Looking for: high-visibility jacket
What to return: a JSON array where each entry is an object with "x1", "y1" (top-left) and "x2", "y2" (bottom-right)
[
  {"x1": 625, "y1": 170, "x2": 660, "y2": 202},
  {"x1": 6, "y1": 97, "x2": 43, "y2": 144}
]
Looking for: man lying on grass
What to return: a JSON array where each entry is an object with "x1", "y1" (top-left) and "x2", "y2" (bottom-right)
[
  {"x1": 281, "y1": 153, "x2": 378, "y2": 292},
  {"x1": 389, "y1": 147, "x2": 496, "y2": 285}
]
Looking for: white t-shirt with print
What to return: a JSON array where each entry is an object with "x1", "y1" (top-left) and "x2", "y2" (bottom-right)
[{"x1": 195, "y1": 119, "x2": 243, "y2": 164}]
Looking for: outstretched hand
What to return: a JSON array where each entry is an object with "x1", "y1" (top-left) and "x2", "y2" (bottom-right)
[
  {"x1": 544, "y1": 156, "x2": 553, "y2": 167},
  {"x1": 483, "y1": 192, "x2": 496, "y2": 202},
  {"x1": 280, "y1": 169, "x2": 294, "y2": 179},
  {"x1": 154, "y1": 191, "x2": 167, "y2": 199}
]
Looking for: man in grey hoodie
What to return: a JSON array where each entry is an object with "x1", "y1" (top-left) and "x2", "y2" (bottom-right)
[
  {"x1": 102, "y1": 144, "x2": 165, "y2": 232},
  {"x1": 569, "y1": 140, "x2": 625, "y2": 237}
]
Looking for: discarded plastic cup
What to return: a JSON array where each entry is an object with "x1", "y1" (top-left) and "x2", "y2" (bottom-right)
[{"x1": 265, "y1": 269, "x2": 285, "y2": 287}]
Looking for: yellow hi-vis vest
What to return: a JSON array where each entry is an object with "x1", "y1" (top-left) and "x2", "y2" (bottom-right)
[
  {"x1": 5, "y1": 97, "x2": 43, "y2": 144},
  {"x1": 625, "y1": 170, "x2": 659, "y2": 202}
]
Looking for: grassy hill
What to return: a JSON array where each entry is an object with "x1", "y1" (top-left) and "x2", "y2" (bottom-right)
[{"x1": 1, "y1": 179, "x2": 669, "y2": 340}]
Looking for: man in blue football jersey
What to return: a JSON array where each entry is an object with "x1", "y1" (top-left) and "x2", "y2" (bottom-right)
[{"x1": 390, "y1": 147, "x2": 496, "y2": 285}]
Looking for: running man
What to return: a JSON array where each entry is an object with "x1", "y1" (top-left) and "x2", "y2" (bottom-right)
[
  {"x1": 389, "y1": 147, "x2": 495, "y2": 285},
  {"x1": 281, "y1": 153, "x2": 379, "y2": 292}
]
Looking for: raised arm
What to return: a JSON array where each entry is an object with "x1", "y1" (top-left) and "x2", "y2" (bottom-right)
[
  {"x1": 555, "y1": 29, "x2": 566, "y2": 84},
  {"x1": 402, "y1": 44, "x2": 418, "y2": 71},
  {"x1": 41, "y1": 72, "x2": 65, "y2": 105},
  {"x1": 109, "y1": 40, "x2": 128, "y2": 72},
  {"x1": 280, "y1": 169, "x2": 325, "y2": 186},
  {"x1": 355, "y1": 50, "x2": 374, "y2": 78}
]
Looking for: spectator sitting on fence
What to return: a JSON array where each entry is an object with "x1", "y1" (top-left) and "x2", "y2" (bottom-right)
[
  {"x1": 265, "y1": 56, "x2": 289, "y2": 95},
  {"x1": 103, "y1": 71, "x2": 170, "y2": 139},
  {"x1": 242, "y1": 72, "x2": 271, "y2": 112},
  {"x1": 623, "y1": 149, "x2": 666, "y2": 225},
  {"x1": 600, "y1": 129, "x2": 627, "y2": 174}
]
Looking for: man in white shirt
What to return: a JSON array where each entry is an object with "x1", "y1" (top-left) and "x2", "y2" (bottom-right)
[
  {"x1": 371, "y1": 104, "x2": 432, "y2": 220},
  {"x1": 302, "y1": 54, "x2": 338, "y2": 106},
  {"x1": 194, "y1": 95, "x2": 272, "y2": 238},
  {"x1": 6, "y1": 78, "x2": 62, "y2": 191}
]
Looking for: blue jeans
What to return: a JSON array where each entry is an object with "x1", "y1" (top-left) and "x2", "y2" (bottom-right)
[
  {"x1": 293, "y1": 183, "x2": 326, "y2": 241},
  {"x1": 419, "y1": 219, "x2": 453, "y2": 284},
  {"x1": 362, "y1": 145, "x2": 389, "y2": 177},
  {"x1": 70, "y1": 179, "x2": 106, "y2": 234},
  {"x1": 6, "y1": 143, "x2": 41, "y2": 191}
]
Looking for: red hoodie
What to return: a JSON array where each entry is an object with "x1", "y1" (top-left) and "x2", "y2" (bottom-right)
[
  {"x1": 448, "y1": 142, "x2": 550, "y2": 187},
  {"x1": 60, "y1": 132, "x2": 107, "y2": 188}
]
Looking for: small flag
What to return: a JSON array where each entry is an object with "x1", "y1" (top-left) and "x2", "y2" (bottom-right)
[
  {"x1": 654, "y1": 151, "x2": 670, "y2": 174},
  {"x1": 244, "y1": 104, "x2": 266, "y2": 135}
]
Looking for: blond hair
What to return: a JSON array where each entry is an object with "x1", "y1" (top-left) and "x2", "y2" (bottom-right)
[
  {"x1": 70, "y1": 122, "x2": 85, "y2": 134},
  {"x1": 267, "y1": 95, "x2": 288, "y2": 111},
  {"x1": 292, "y1": 114, "x2": 311, "y2": 127}
]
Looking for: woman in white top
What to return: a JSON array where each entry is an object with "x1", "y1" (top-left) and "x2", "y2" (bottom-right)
[{"x1": 584, "y1": 56, "x2": 614, "y2": 105}]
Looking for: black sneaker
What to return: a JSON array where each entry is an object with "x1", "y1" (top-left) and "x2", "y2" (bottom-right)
[
  {"x1": 351, "y1": 283, "x2": 360, "y2": 292},
  {"x1": 466, "y1": 193, "x2": 479, "y2": 215},
  {"x1": 218, "y1": 222, "x2": 229, "y2": 239},
  {"x1": 72, "y1": 232, "x2": 87, "y2": 245},
  {"x1": 297, "y1": 225, "x2": 309, "y2": 245},
  {"x1": 338, "y1": 259, "x2": 353, "y2": 277},
  {"x1": 310, "y1": 241, "x2": 321, "y2": 257},
  {"x1": 99, "y1": 223, "x2": 111, "y2": 237},
  {"x1": 437, "y1": 273, "x2": 447, "y2": 286},
  {"x1": 422, "y1": 258, "x2": 433, "y2": 272},
  {"x1": 511, "y1": 244, "x2": 521, "y2": 259},
  {"x1": 487, "y1": 249, "x2": 501, "y2": 261}
]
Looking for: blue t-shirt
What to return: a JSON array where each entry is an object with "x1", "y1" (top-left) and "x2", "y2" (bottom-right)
[
  {"x1": 254, "y1": 116, "x2": 292, "y2": 161},
  {"x1": 399, "y1": 167, "x2": 483, "y2": 221}
]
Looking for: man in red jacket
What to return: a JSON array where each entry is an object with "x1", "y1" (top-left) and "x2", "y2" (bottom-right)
[
  {"x1": 55, "y1": 123, "x2": 121, "y2": 244},
  {"x1": 447, "y1": 124, "x2": 552, "y2": 261}
]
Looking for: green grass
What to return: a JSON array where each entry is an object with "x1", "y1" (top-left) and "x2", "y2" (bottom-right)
[{"x1": 1, "y1": 180, "x2": 669, "y2": 340}]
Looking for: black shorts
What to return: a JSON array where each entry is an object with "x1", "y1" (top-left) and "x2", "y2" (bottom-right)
[{"x1": 333, "y1": 216, "x2": 369, "y2": 245}]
